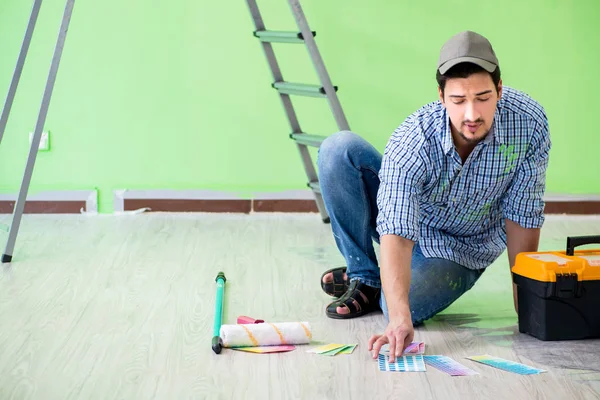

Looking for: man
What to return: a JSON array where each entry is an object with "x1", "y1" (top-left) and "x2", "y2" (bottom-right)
[{"x1": 316, "y1": 31, "x2": 551, "y2": 362}]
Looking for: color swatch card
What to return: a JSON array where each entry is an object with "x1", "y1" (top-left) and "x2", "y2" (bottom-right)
[
  {"x1": 466, "y1": 355, "x2": 546, "y2": 375},
  {"x1": 379, "y1": 341, "x2": 425, "y2": 356},
  {"x1": 423, "y1": 355, "x2": 478, "y2": 376},
  {"x1": 336, "y1": 344, "x2": 357, "y2": 355},
  {"x1": 378, "y1": 354, "x2": 426, "y2": 372},
  {"x1": 404, "y1": 341, "x2": 425, "y2": 354},
  {"x1": 233, "y1": 345, "x2": 295, "y2": 354},
  {"x1": 307, "y1": 343, "x2": 357, "y2": 356}
]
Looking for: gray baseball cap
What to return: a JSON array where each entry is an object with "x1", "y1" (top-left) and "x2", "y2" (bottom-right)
[{"x1": 437, "y1": 31, "x2": 499, "y2": 74}]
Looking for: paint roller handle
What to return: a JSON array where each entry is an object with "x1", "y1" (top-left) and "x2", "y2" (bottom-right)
[
  {"x1": 212, "y1": 271, "x2": 227, "y2": 354},
  {"x1": 212, "y1": 336, "x2": 223, "y2": 354}
]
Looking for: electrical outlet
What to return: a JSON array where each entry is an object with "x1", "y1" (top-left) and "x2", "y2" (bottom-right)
[{"x1": 29, "y1": 131, "x2": 50, "y2": 151}]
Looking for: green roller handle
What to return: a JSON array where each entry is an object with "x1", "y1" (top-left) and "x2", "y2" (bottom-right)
[{"x1": 212, "y1": 271, "x2": 226, "y2": 354}]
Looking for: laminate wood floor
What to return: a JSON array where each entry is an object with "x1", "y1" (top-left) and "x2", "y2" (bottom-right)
[{"x1": 0, "y1": 212, "x2": 599, "y2": 400}]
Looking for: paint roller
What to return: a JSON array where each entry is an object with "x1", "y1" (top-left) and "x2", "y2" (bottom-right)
[
  {"x1": 220, "y1": 321, "x2": 312, "y2": 347},
  {"x1": 212, "y1": 271, "x2": 312, "y2": 351}
]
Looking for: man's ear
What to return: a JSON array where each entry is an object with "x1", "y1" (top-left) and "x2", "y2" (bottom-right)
[
  {"x1": 497, "y1": 79, "x2": 503, "y2": 99},
  {"x1": 438, "y1": 86, "x2": 444, "y2": 105}
]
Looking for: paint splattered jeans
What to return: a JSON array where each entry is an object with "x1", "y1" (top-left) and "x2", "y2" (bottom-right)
[{"x1": 317, "y1": 131, "x2": 485, "y2": 325}]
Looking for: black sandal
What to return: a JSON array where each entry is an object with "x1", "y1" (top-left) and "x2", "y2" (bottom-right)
[
  {"x1": 325, "y1": 280, "x2": 381, "y2": 319},
  {"x1": 320, "y1": 267, "x2": 348, "y2": 298}
]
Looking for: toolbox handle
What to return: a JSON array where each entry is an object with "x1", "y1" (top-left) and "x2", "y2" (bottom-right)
[{"x1": 566, "y1": 235, "x2": 600, "y2": 256}]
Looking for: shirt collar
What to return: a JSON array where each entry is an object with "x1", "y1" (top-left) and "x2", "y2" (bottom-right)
[
  {"x1": 442, "y1": 113, "x2": 453, "y2": 155},
  {"x1": 491, "y1": 105, "x2": 505, "y2": 145}
]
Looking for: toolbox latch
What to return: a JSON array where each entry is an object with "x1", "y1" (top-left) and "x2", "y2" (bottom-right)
[{"x1": 554, "y1": 273, "x2": 580, "y2": 298}]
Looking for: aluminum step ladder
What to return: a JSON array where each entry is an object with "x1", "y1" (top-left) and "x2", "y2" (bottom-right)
[
  {"x1": 0, "y1": 0, "x2": 75, "y2": 263},
  {"x1": 246, "y1": 0, "x2": 351, "y2": 222}
]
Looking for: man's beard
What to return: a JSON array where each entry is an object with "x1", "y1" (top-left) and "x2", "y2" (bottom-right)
[
  {"x1": 458, "y1": 119, "x2": 487, "y2": 144},
  {"x1": 457, "y1": 129, "x2": 487, "y2": 144}
]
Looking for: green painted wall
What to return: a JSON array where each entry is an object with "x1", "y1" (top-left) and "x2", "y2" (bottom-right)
[{"x1": 0, "y1": 0, "x2": 598, "y2": 213}]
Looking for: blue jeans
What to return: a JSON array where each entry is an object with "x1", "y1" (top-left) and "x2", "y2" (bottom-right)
[{"x1": 317, "y1": 131, "x2": 485, "y2": 325}]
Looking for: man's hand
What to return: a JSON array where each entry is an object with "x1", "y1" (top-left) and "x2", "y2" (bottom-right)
[
  {"x1": 367, "y1": 234, "x2": 414, "y2": 362},
  {"x1": 368, "y1": 314, "x2": 414, "y2": 362},
  {"x1": 505, "y1": 218, "x2": 540, "y2": 314}
]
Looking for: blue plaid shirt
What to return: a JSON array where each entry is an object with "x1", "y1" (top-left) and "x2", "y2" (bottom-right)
[{"x1": 376, "y1": 86, "x2": 551, "y2": 269}]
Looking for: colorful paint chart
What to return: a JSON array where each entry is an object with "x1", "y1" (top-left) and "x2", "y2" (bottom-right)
[
  {"x1": 423, "y1": 355, "x2": 478, "y2": 376},
  {"x1": 307, "y1": 343, "x2": 357, "y2": 356},
  {"x1": 466, "y1": 355, "x2": 546, "y2": 375},
  {"x1": 378, "y1": 354, "x2": 427, "y2": 372},
  {"x1": 404, "y1": 341, "x2": 425, "y2": 354},
  {"x1": 232, "y1": 345, "x2": 296, "y2": 354},
  {"x1": 337, "y1": 344, "x2": 357, "y2": 355},
  {"x1": 379, "y1": 341, "x2": 425, "y2": 356}
]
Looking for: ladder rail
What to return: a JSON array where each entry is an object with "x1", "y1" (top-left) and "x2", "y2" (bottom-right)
[
  {"x1": 246, "y1": 0, "x2": 330, "y2": 222},
  {"x1": 0, "y1": 0, "x2": 43, "y2": 146},
  {"x1": 287, "y1": 0, "x2": 350, "y2": 132},
  {"x1": 2, "y1": 0, "x2": 75, "y2": 263},
  {"x1": 246, "y1": 0, "x2": 301, "y2": 133}
]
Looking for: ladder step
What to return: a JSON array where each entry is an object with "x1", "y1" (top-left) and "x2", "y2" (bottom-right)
[
  {"x1": 290, "y1": 133, "x2": 326, "y2": 147},
  {"x1": 272, "y1": 81, "x2": 337, "y2": 98},
  {"x1": 308, "y1": 181, "x2": 321, "y2": 194},
  {"x1": 253, "y1": 30, "x2": 315, "y2": 44}
]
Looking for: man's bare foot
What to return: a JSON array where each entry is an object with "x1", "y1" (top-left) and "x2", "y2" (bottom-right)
[
  {"x1": 321, "y1": 271, "x2": 348, "y2": 284},
  {"x1": 320, "y1": 267, "x2": 349, "y2": 298}
]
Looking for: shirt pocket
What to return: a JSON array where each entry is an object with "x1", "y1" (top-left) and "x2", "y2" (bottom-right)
[
  {"x1": 466, "y1": 168, "x2": 514, "y2": 204},
  {"x1": 424, "y1": 174, "x2": 453, "y2": 208}
]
